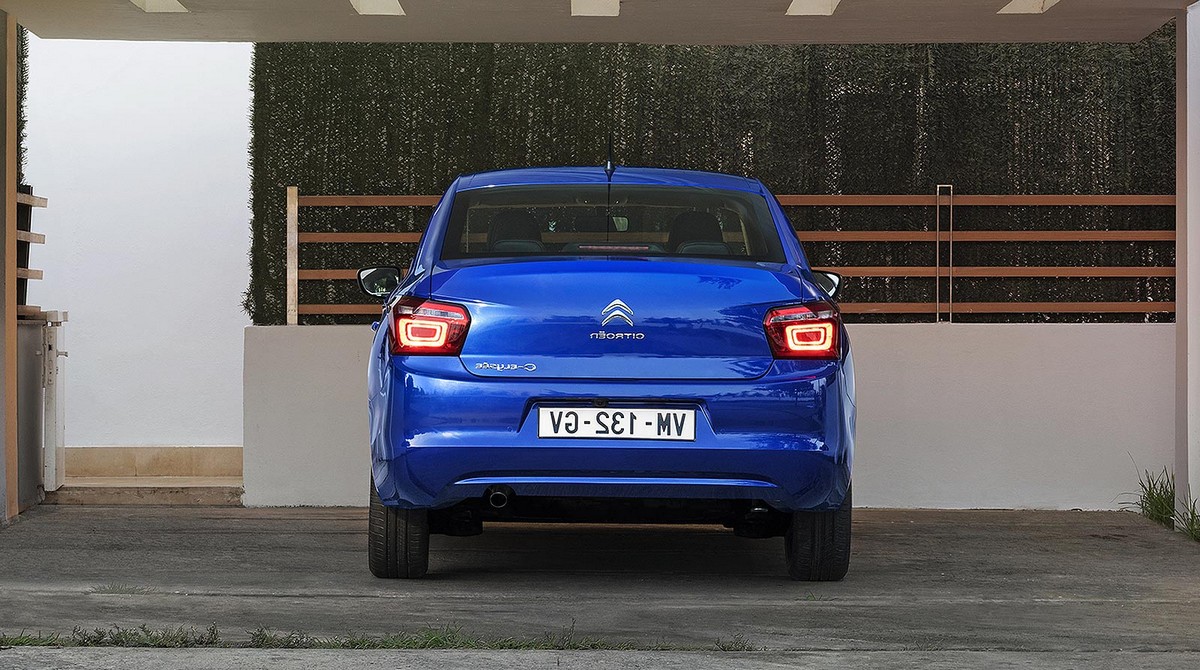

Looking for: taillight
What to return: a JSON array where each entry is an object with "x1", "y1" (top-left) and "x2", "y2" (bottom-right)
[
  {"x1": 764, "y1": 302, "x2": 840, "y2": 360},
  {"x1": 389, "y1": 297, "x2": 470, "y2": 356}
]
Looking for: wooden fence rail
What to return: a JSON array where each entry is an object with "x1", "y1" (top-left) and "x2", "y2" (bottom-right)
[{"x1": 285, "y1": 188, "x2": 1177, "y2": 324}]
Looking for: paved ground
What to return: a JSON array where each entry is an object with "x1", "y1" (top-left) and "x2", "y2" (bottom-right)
[
  {"x1": 0, "y1": 505, "x2": 1197, "y2": 663},
  {"x1": 2, "y1": 649, "x2": 1199, "y2": 670}
]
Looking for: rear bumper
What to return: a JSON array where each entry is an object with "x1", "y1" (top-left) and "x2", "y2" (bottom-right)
[{"x1": 369, "y1": 355, "x2": 855, "y2": 513}]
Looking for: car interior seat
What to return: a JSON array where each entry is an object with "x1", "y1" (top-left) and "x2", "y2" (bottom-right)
[
  {"x1": 487, "y1": 210, "x2": 545, "y2": 253},
  {"x1": 667, "y1": 211, "x2": 730, "y2": 255}
]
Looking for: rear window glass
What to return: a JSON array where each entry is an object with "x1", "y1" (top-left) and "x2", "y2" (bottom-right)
[{"x1": 440, "y1": 185, "x2": 785, "y2": 263}]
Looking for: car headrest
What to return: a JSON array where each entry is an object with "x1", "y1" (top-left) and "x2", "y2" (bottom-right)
[
  {"x1": 676, "y1": 241, "x2": 731, "y2": 256},
  {"x1": 490, "y1": 239, "x2": 546, "y2": 254},
  {"x1": 573, "y1": 211, "x2": 611, "y2": 233},
  {"x1": 667, "y1": 211, "x2": 723, "y2": 252},
  {"x1": 487, "y1": 210, "x2": 541, "y2": 250}
]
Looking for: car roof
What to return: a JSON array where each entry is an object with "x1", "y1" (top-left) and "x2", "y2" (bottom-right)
[{"x1": 458, "y1": 166, "x2": 764, "y2": 194}]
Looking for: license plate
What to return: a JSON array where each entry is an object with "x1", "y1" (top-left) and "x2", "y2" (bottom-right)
[{"x1": 537, "y1": 407, "x2": 696, "y2": 441}]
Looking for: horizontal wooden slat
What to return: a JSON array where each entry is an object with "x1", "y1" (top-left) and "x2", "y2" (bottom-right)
[
  {"x1": 16, "y1": 231, "x2": 44, "y2": 244},
  {"x1": 778, "y1": 195, "x2": 936, "y2": 207},
  {"x1": 839, "y1": 302, "x2": 1175, "y2": 314},
  {"x1": 299, "y1": 232, "x2": 424, "y2": 244},
  {"x1": 301, "y1": 300, "x2": 1173, "y2": 315},
  {"x1": 16, "y1": 193, "x2": 48, "y2": 208},
  {"x1": 952, "y1": 195, "x2": 1175, "y2": 207},
  {"x1": 16, "y1": 268, "x2": 42, "y2": 280},
  {"x1": 300, "y1": 230, "x2": 1176, "y2": 245},
  {"x1": 777, "y1": 195, "x2": 1173, "y2": 207},
  {"x1": 299, "y1": 269, "x2": 360, "y2": 281},
  {"x1": 303, "y1": 266, "x2": 1175, "y2": 280},
  {"x1": 295, "y1": 194, "x2": 1174, "y2": 209},
  {"x1": 817, "y1": 266, "x2": 1176, "y2": 278},
  {"x1": 298, "y1": 304, "x2": 383, "y2": 315},
  {"x1": 839, "y1": 302, "x2": 941, "y2": 314},
  {"x1": 797, "y1": 230, "x2": 1175, "y2": 243},
  {"x1": 298, "y1": 195, "x2": 440, "y2": 208}
]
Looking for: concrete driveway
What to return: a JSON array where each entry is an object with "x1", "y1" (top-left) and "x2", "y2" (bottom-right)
[{"x1": 0, "y1": 505, "x2": 1197, "y2": 666}]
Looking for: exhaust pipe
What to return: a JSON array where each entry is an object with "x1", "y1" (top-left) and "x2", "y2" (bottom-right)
[{"x1": 486, "y1": 486, "x2": 512, "y2": 509}]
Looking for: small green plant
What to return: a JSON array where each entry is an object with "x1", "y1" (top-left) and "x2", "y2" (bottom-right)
[
  {"x1": 88, "y1": 583, "x2": 160, "y2": 595},
  {"x1": 1126, "y1": 464, "x2": 1200, "y2": 542},
  {"x1": 0, "y1": 631, "x2": 61, "y2": 647},
  {"x1": 2, "y1": 623, "x2": 733, "y2": 651},
  {"x1": 713, "y1": 633, "x2": 761, "y2": 652},
  {"x1": 70, "y1": 624, "x2": 220, "y2": 648},
  {"x1": 246, "y1": 624, "x2": 644, "y2": 651},
  {"x1": 1177, "y1": 498, "x2": 1200, "y2": 542},
  {"x1": 1132, "y1": 467, "x2": 1176, "y2": 529}
]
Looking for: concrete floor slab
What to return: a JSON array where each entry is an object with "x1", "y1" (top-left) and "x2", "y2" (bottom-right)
[
  {"x1": 0, "y1": 506, "x2": 1197, "y2": 654},
  {"x1": 3, "y1": 649, "x2": 1200, "y2": 670}
]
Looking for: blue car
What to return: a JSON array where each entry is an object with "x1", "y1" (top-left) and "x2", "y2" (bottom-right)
[{"x1": 358, "y1": 166, "x2": 855, "y2": 581}]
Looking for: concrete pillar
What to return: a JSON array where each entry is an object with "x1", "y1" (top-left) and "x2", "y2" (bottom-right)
[
  {"x1": 1178, "y1": 6, "x2": 1200, "y2": 515},
  {"x1": 0, "y1": 11, "x2": 14, "y2": 523}
]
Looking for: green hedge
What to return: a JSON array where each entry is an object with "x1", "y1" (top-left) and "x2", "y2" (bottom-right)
[{"x1": 248, "y1": 28, "x2": 1175, "y2": 325}]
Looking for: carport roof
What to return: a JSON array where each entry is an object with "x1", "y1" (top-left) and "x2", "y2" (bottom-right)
[{"x1": 0, "y1": 0, "x2": 1190, "y2": 44}]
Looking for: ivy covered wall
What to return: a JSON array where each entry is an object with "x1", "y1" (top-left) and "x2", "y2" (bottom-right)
[
  {"x1": 247, "y1": 28, "x2": 1175, "y2": 325},
  {"x1": 17, "y1": 26, "x2": 26, "y2": 184}
]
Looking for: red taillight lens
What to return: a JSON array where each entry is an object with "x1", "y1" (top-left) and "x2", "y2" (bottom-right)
[
  {"x1": 389, "y1": 297, "x2": 470, "y2": 355},
  {"x1": 764, "y1": 302, "x2": 840, "y2": 360}
]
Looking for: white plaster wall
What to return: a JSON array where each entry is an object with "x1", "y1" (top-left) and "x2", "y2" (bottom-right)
[
  {"x1": 24, "y1": 39, "x2": 253, "y2": 448},
  {"x1": 243, "y1": 323, "x2": 1175, "y2": 509}
]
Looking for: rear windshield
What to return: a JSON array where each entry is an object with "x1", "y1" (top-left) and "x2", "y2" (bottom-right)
[{"x1": 440, "y1": 185, "x2": 785, "y2": 263}]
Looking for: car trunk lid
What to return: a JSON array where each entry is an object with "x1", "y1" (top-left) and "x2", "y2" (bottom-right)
[{"x1": 431, "y1": 258, "x2": 815, "y2": 380}]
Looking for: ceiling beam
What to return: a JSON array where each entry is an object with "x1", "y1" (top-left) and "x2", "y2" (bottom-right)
[
  {"x1": 786, "y1": 0, "x2": 843, "y2": 16},
  {"x1": 128, "y1": 0, "x2": 188, "y2": 12},
  {"x1": 349, "y1": 0, "x2": 405, "y2": 16},
  {"x1": 998, "y1": 0, "x2": 1063, "y2": 14},
  {"x1": 571, "y1": 0, "x2": 620, "y2": 17}
]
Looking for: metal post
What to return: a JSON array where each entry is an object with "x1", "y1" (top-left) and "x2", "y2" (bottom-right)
[
  {"x1": 41, "y1": 311, "x2": 66, "y2": 492},
  {"x1": 286, "y1": 186, "x2": 299, "y2": 326},
  {"x1": 936, "y1": 185, "x2": 954, "y2": 322}
]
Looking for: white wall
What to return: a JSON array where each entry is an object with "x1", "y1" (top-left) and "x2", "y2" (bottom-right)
[
  {"x1": 244, "y1": 324, "x2": 1176, "y2": 510},
  {"x1": 24, "y1": 39, "x2": 253, "y2": 448}
]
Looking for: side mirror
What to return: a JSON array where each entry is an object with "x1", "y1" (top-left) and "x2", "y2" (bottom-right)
[
  {"x1": 812, "y1": 270, "x2": 842, "y2": 299},
  {"x1": 358, "y1": 266, "x2": 402, "y2": 298}
]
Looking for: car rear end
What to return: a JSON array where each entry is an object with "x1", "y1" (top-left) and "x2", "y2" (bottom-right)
[{"x1": 364, "y1": 168, "x2": 855, "y2": 580}]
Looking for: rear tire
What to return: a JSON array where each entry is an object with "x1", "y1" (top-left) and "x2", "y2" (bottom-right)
[
  {"x1": 784, "y1": 487, "x2": 851, "y2": 581},
  {"x1": 368, "y1": 480, "x2": 430, "y2": 579}
]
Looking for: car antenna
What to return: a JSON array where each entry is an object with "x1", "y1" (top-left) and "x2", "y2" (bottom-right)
[
  {"x1": 604, "y1": 133, "x2": 616, "y2": 181},
  {"x1": 604, "y1": 133, "x2": 616, "y2": 242}
]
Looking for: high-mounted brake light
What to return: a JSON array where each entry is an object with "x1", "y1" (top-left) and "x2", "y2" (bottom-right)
[
  {"x1": 390, "y1": 297, "x2": 470, "y2": 355},
  {"x1": 764, "y1": 302, "x2": 840, "y2": 360}
]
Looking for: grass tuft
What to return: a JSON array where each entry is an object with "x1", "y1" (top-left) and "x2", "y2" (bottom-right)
[
  {"x1": 1176, "y1": 498, "x2": 1200, "y2": 543},
  {"x1": 70, "y1": 624, "x2": 220, "y2": 648},
  {"x1": 1133, "y1": 467, "x2": 1176, "y2": 529},
  {"x1": 713, "y1": 633, "x2": 761, "y2": 652},
  {"x1": 247, "y1": 624, "x2": 642, "y2": 651},
  {"x1": 1126, "y1": 464, "x2": 1200, "y2": 542},
  {"x1": 88, "y1": 583, "x2": 161, "y2": 595},
  {"x1": 2, "y1": 623, "x2": 741, "y2": 651},
  {"x1": 0, "y1": 631, "x2": 61, "y2": 647}
]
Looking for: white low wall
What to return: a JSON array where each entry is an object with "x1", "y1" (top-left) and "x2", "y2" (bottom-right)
[
  {"x1": 243, "y1": 326, "x2": 374, "y2": 507},
  {"x1": 243, "y1": 323, "x2": 1175, "y2": 509},
  {"x1": 850, "y1": 323, "x2": 1174, "y2": 509}
]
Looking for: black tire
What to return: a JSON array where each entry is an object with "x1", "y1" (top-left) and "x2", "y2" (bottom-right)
[
  {"x1": 784, "y1": 487, "x2": 851, "y2": 581},
  {"x1": 368, "y1": 480, "x2": 430, "y2": 579}
]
